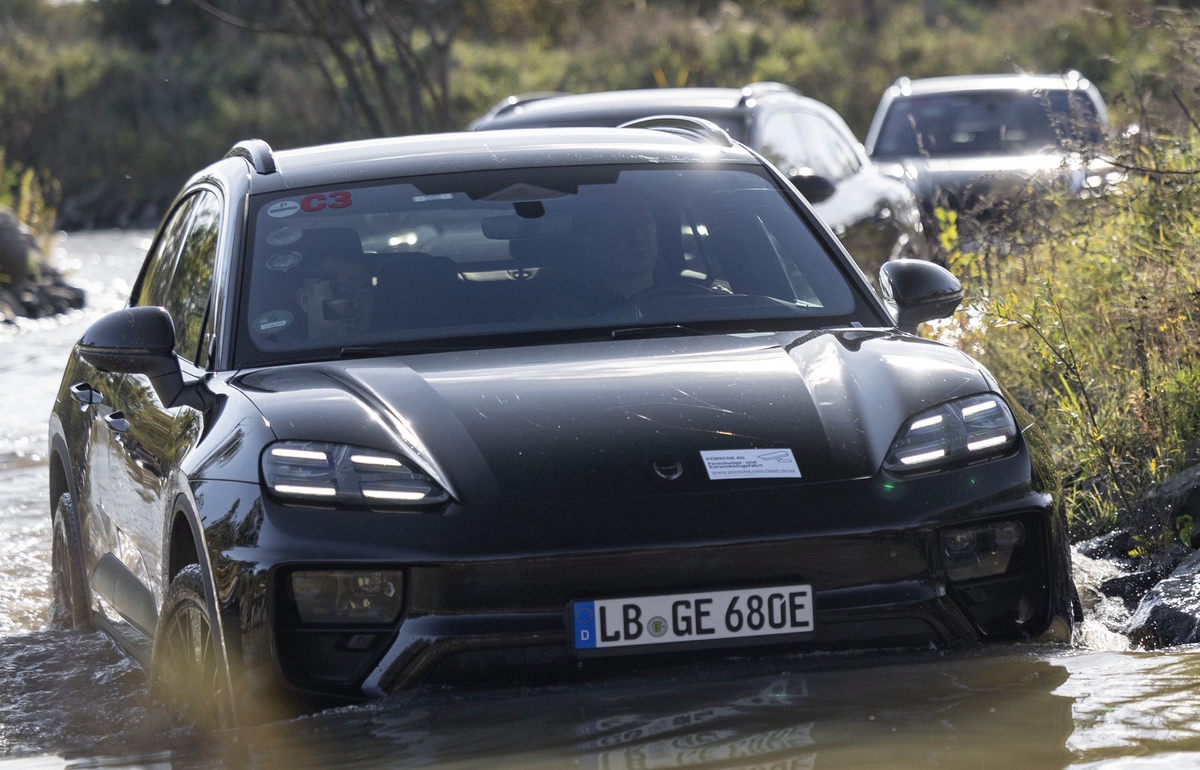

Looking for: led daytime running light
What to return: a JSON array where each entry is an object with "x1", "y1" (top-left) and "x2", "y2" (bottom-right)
[
  {"x1": 910, "y1": 414, "x2": 944, "y2": 430},
  {"x1": 274, "y1": 483, "x2": 337, "y2": 496},
  {"x1": 899, "y1": 449, "x2": 947, "y2": 465},
  {"x1": 351, "y1": 454, "x2": 403, "y2": 468},
  {"x1": 961, "y1": 400, "x2": 997, "y2": 417},
  {"x1": 362, "y1": 489, "x2": 428, "y2": 501},
  {"x1": 272, "y1": 447, "x2": 329, "y2": 462},
  {"x1": 967, "y1": 435, "x2": 1009, "y2": 452}
]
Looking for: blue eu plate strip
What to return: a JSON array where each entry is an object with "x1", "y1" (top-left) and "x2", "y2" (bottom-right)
[{"x1": 573, "y1": 601, "x2": 597, "y2": 649}]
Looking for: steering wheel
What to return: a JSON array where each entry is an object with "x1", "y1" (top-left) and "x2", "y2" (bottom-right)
[{"x1": 626, "y1": 281, "x2": 718, "y2": 304}]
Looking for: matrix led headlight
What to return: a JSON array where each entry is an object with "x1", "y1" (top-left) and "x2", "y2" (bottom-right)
[
  {"x1": 883, "y1": 394, "x2": 1019, "y2": 473},
  {"x1": 262, "y1": 441, "x2": 449, "y2": 507}
]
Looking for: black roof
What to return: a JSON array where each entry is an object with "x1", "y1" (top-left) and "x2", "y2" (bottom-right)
[{"x1": 211, "y1": 127, "x2": 760, "y2": 196}]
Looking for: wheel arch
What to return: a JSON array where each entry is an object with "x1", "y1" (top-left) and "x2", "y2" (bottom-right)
[
  {"x1": 161, "y1": 484, "x2": 241, "y2": 726},
  {"x1": 48, "y1": 431, "x2": 77, "y2": 523}
]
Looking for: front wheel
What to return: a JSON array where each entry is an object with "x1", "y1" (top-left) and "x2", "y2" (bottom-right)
[
  {"x1": 151, "y1": 564, "x2": 229, "y2": 729},
  {"x1": 50, "y1": 493, "x2": 92, "y2": 631}
]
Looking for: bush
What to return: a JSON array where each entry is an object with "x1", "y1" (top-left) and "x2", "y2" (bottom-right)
[{"x1": 945, "y1": 117, "x2": 1200, "y2": 547}]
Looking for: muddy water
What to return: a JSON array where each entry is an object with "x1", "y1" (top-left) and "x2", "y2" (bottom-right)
[{"x1": 3, "y1": 233, "x2": 1200, "y2": 770}]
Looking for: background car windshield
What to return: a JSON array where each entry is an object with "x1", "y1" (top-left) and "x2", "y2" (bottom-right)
[
  {"x1": 874, "y1": 90, "x2": 1103, "y2": 157},
  {"x1": 237, "y1": 164, "x2": 862, "y2": 364}
]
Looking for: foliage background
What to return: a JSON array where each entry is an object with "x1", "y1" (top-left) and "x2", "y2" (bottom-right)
[{"x1": 1, "y1": 0, "x2": 1195, "y2": 228}]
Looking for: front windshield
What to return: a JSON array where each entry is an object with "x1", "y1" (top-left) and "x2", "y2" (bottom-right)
[
  {"x1": 874, "y1": 89, "x2": 1103, "y2": 158},
  {"x1": 235, "y1": 164, "x2": 872, "y2": 366}
]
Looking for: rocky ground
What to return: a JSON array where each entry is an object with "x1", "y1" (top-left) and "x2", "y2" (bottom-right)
[
  {"x1": 1075, "y1": 463, "x2": 1200, "y2": 648},
  {"x1": 0, "y1": 208, "x2": 86, "y2": 322}
]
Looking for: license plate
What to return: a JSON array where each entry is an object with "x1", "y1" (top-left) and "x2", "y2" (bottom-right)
[{"x1": 570, "y1": 583, "x2": 814, "y2": 655}]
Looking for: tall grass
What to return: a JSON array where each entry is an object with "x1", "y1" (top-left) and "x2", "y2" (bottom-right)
[{"x1": 946, "y1": 124, "x2": 1200, "y2": 548}]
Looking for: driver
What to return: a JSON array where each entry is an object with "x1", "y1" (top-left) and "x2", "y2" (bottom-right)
[
  {"x1": 297, "y1": 257, "x2": 375, "y2": 339},
  {"x1": 594, "y1": 198, "x2": 659, "y2": 300},
  {"x1": 560, "y1": 197, "x2": 662, "y2": 316}
]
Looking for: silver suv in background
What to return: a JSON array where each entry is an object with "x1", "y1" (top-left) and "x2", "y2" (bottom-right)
[{"x1": 864, "y1": 72, "x2": 1111, "y2": 249}]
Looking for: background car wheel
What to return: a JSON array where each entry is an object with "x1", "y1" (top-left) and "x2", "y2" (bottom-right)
[
  {"x1": 151, "y1": 564, "x2": 228, "y2": 729},
  {"x1": 50, "y1": 492, "x2": 92, "y2": 631}
]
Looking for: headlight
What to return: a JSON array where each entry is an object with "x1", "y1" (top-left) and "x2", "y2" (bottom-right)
[
  {"x1": 262, "y1": 441, "x2": 450, "y2": 507},
  {"x1": 883, "y1": 394, "x2": 1019, "y2": 473}
]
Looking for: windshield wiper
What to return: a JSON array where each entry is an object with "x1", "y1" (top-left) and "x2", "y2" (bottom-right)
[
  {"x1": 609, "y1": 325, "x2": 711, "y2": 340},
  {"x1": 339, "y1": 344, "x2": 477, "y2": 359}
]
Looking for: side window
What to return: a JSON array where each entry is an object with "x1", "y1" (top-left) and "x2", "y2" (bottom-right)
[
  {"x1": 759, "y1": 112, "x2": 812, "y2": 178},
  {"x1": 795, "y1": 112, "x2": 861, "y2": 181},
  {"x1": 162, "y1": 191, "x2": 220, "y2": 364},
  {"x1": 136, "y1": 195, "x2": 197, "y2": 308}
]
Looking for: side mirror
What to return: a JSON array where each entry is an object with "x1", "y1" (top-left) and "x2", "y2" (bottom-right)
[
  {"x1": 789, "y1": 171, "x2": 837, "y2": 204},
  {"x1": 878, "y1": 259, "x2": 963, "y2": 334},
  {"x1": 79, "y1": 306, "x2": 194, "y2": 409}
]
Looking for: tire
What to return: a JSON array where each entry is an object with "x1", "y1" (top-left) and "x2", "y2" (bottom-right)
[
  {"x1": 151, "y1": 564, "x2": 229, "y2": 729},
  {"x1": 50, "y1": 493, "x2": 93, "y2": 631}
]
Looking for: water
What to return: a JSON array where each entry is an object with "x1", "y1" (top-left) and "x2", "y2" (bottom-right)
[{"x1": 2, "y1": 232, "x2": 1200, "y2": 769}]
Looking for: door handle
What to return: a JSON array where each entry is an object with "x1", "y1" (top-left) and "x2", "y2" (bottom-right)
[
  {"x1": 103, "y1": 411, "x2": 131, "y2": 433},
  {"x1": 69, "y1": 382, "x2": 104, "y2": 405}
]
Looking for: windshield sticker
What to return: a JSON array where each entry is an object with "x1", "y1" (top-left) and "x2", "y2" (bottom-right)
[
  {"x1": 413, "y1": 193, "x2": 454, "y2": 202},
  {"x1": 265, "y1": 251, "x2": 303, "y2": 271},
  {"x1": 256, "y1": 310, "x2": 293, "y2": 333},
  {"x1": 300, "y1": 191, "x2": 352, "y2": 212},
  {"x1": 267, "y1": 227, "x2": 303, "y2": 246},
  {"x1": 700, "y1": 449, "x2": 802, "y2": 480},
  {"x1": 268, "y1": 200, "x2": 300, "y2": 218}
]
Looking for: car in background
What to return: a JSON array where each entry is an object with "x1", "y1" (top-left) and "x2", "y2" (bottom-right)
[
  {"x1": 470, "y1": 84, "x2": 926, "y2": 278},
  {"x1": 49, "y1": 119, "x2": 1076, "y2": 727},
  {"x1": 864, "y1": 72, "x2": 1111, "y2": 247}
]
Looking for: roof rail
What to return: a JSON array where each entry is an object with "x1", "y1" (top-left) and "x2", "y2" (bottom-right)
[
  {"x1": 617, "y1": 115, "x2": 735, "y2": 147},
  {"x1": 467, "y1": 91, "x2": 569, "y2": 129},
  {"x1": 738, "y1": 81, "x2": 801, "y2": 106},
  {"x1": 226, "y1": 139, "x2": 277, "y2": 175}
]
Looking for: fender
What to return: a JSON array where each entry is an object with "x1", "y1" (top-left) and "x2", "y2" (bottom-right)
[{"x1": 163, "y1": 478, "x2": 241, "y2": 727}]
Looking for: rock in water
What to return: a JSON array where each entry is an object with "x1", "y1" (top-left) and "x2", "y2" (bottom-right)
[
  {"x1": 1125, "y1": 573, "x2": 1200, "y2": 648},
  {"x1": 0, "y1": 208, "x2": 34, "y2": 287},
  {"x1": 0, "y1": 207, "x2": 84, "y2": 320}
]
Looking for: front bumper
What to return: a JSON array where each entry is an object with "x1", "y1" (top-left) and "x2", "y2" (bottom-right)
[{"x1": 196, "y1": 447, "x2": 1066, "y2": 706}]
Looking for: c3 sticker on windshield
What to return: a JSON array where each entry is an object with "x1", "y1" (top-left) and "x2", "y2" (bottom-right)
[
  {"x1": 266, "y1": 251, "x2": 303, "y2": 271},
  {"x1": 700, "y1": 449, "x2": 802, "y2": 480},
  {"x1": 256, "y1": 310, "x2": 293, "y2": 333},
  {"x1": 300, "y1": 191, "x2": 353, "y2": 212},
  {"x1": 267, "y1": 200, "x2": 300, "y2": 218}
]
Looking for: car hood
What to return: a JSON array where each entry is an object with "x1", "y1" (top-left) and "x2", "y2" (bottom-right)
[
  {"x1": 234, "y1": 331, "x2": 991, "y2": 504},
  {"x1": 902, "y1": 153, "x2": 1088, "y2": 204}
]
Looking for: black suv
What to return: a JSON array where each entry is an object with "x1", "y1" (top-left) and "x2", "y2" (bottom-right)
[
  {"x1": 49, "y1": 120, "x2": 1074, "y2": 726},
  {"x1": 471, "y1": 84, "x2": 926, "y2": 277}
]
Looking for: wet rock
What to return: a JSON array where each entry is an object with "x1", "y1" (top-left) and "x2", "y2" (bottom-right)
[
  {"x1": 0, "y1": 207, "x2": 85, "y2": 321},
  {"x1": 1170, "y1": 547, "x2": 1200, "y2": 578},
  {"x1": 1127, "y1": 465, "x2": 1200, "y2": 548},
  {"x1": 1125, "y1": 573, "x2": 1200, "y2": 648},
  {"x1": 1099, "y1": 569, "x2": 1169, "y2": 612},
  {"x1": 0, "y1": 208, "x2": 35, "y2": 287},
  {"x1": 1077, "y1": 528, "x2": 1134, "y2": 561}
]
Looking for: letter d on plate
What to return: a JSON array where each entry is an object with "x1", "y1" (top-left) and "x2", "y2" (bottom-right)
[{"x1": 573, "y1": 601, "x2": 597, "y2": 649}]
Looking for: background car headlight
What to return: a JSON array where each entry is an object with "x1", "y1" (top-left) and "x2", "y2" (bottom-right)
[
  {"x1": 883, "y1": 394, "x2": 1019, "y2": 473},
  {"x1": 262, "y1": 441, "x2": 450, "y2": 507}
]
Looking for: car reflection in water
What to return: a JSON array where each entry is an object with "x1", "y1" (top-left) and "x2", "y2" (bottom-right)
[{"x1": 205, "y1": 651, "x2": 1073, "y2": 770}]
